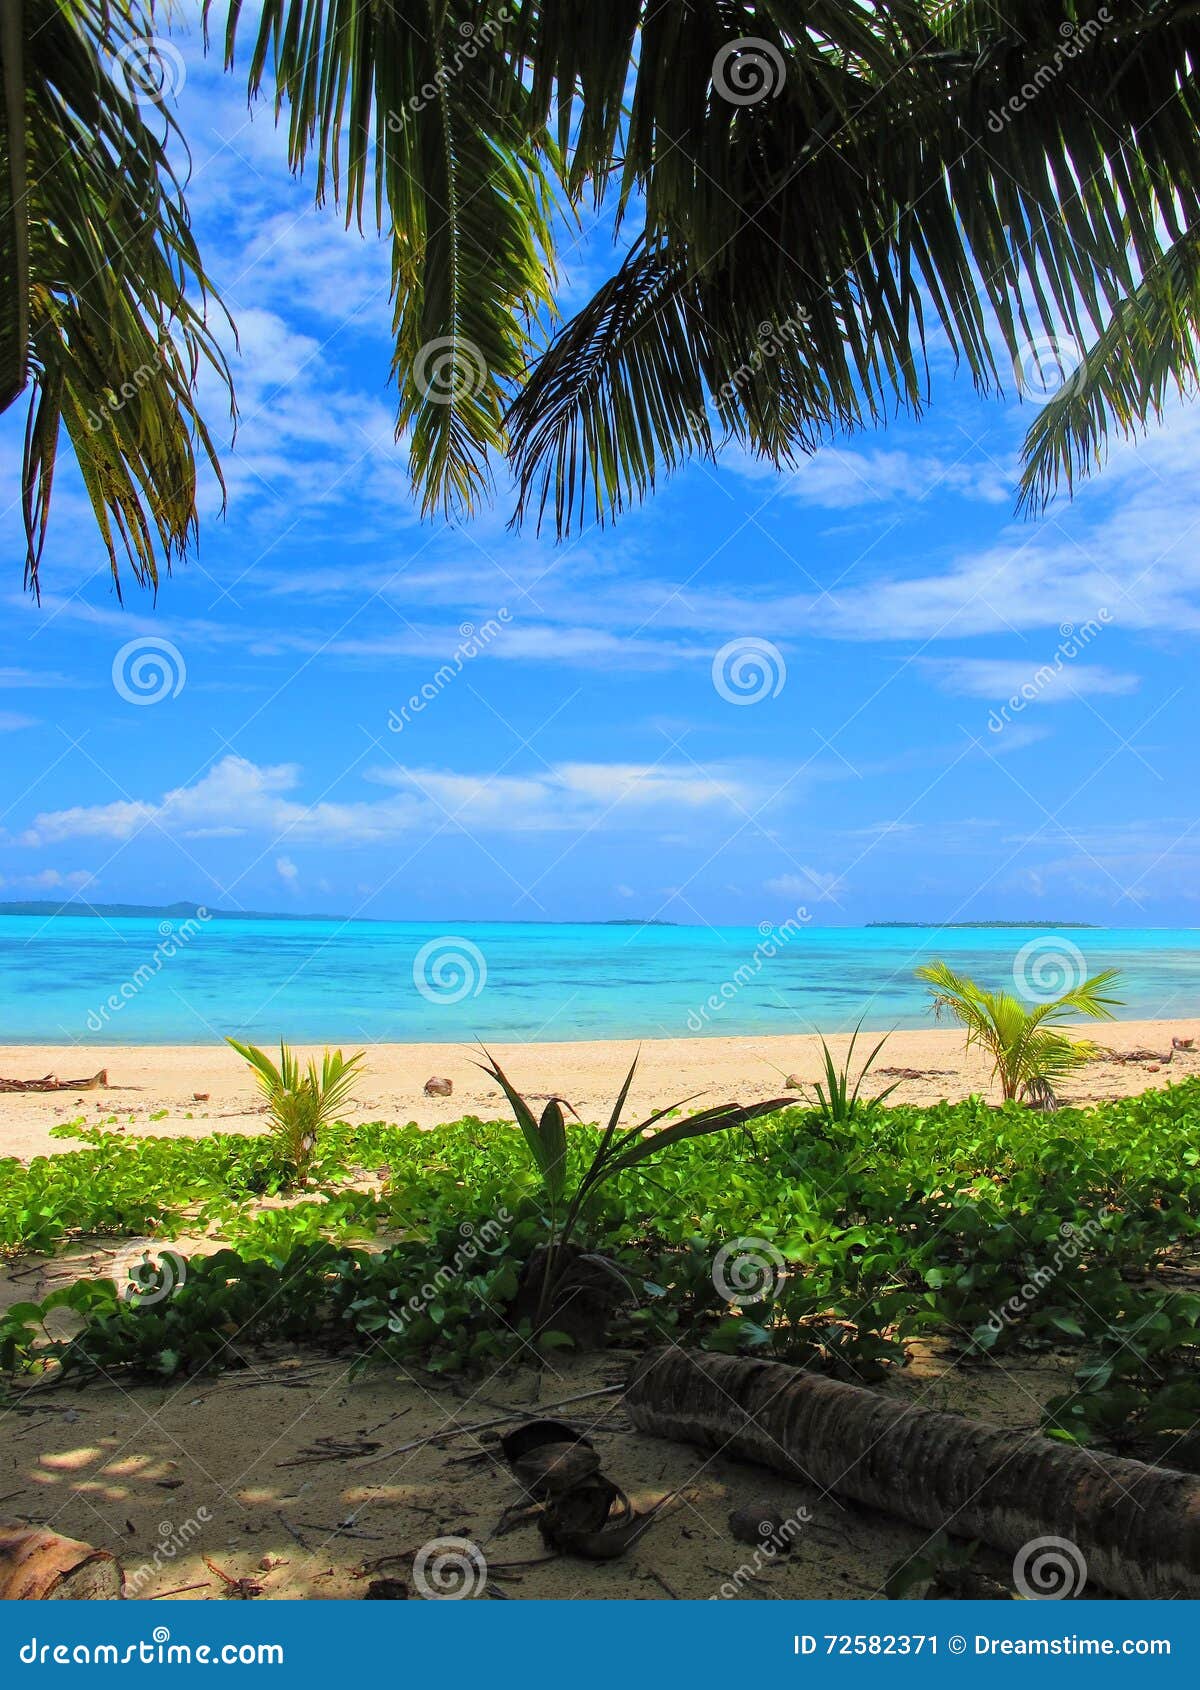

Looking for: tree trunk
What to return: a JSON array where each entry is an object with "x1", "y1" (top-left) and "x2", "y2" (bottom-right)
[
  {"x1": 626, "y1": 1349, "x2": 1200, "y2": 1599},
  {"x1": 0, "y1": 1523, "x2": 124, "y2": 1599}
]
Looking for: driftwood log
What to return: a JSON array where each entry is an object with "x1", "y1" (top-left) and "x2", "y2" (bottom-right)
[
  {"x1": 0, "y1": 1070, "x2": 108, "y2": 1093},
  {"x1": 626, "y1": 1349, "x2": 1200, "y2": 1599},
  {"x1": 0, "y1": 1523, "x2": 124, "y2": 1598}
]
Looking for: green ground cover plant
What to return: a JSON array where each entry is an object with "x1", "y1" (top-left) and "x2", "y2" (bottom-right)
[{"x1": 2, "y1": 1079, "x2": 1199, "y2": 1462}]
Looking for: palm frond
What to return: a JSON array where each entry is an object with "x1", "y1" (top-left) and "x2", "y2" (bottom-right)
[
  {"x1": 216, "y1": 0, "x2": 558, "y2": 520},
  {"x1": 1019, "y1": 234, "x2": 1200, "y2": 511},
  {"x1": 7, "y1": 0, "x2": 233, "y2": 596}
]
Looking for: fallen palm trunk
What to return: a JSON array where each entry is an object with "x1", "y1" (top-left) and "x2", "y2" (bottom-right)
[
  {"x1": 0, "y1": 1069, "x2": 108, "y2": 1093},
  {"x1": 0, "y1": 1523, "x2": 124, "y2": 1598},
  {"x1": 626, "y1": 1350, "x2": 1200, "y2": 1599}
]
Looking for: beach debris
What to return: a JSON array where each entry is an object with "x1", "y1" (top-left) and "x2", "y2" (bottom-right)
[
  {"x1": 627, "y1": 1347, "x2": 1200, "y2": 1600},
  {"x1": 193, "y1": 1091, "x2": 210, "y2": 1102},
  {"x1": 784, "y1": 1074, "x2": 805, "y2": 1090},
  {"x1": 500, "y1": 1420, "x2": 602, "y2": 1499},
  {"x1": 729, "y1": 1503, "x2": 794, "y2": 1554},
  {"x1": 203, "y1": 1556, "x2": 263, "y2": 1599},
  {"x1": 1173, "y1": 1037, "x2": 1194, "y2": 1050},
  {"x1": 0, "y1": 1522, "x2": 124, "y2": 1599},
  {"x1": 1101, "y1": 1047, "x2": 1174, "y2": 1066},
  {"x1": 423, "y1": 1076, "x2": 453, "y2": 1097},
  {"x1": 0, "y1": 1069, "x2": 108, "y2": 1094},
  {"x1": 496, "y1": 1417, "x2": 666, "y2": 1561}
]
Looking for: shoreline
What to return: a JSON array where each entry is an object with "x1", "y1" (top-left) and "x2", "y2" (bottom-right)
[{"x1": 1, "y1": 1018, "x2": 1196, "y2": 1160}]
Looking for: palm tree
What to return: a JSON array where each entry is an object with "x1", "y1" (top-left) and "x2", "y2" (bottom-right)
[
  {"x1": 214, "y1": 0, "x2": 1200, "y2": 540},
  {"x1": 8, "y1": 3, "x2": 1200, "y2": 585},
  {"x1": 1, "y1": 0, "x2": 231, "y2": 596},
  {"x1": 916, "y1": 959, "x2": 1123, "y2": 1105}
]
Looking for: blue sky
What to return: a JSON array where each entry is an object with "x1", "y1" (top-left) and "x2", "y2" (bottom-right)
[{"x1": 1, "y1": 13, "x2": 1197, "y2": 928}]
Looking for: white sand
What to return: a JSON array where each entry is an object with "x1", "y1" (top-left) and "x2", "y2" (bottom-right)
[{"x1": 2, "y1": 1019, "x2": 1196, "y2": 1159}]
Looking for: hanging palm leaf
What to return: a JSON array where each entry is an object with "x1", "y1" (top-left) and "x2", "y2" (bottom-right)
[{"x1": 3, "y1": 0, "x2": 233, "y2": 596}]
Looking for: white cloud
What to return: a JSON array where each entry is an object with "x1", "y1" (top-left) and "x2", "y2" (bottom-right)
[
  {"x1": 0, "y1": 712, "x2": 36, "y2": 731},
  {"x1": 925, "y1": 658, "x2": 1140, "y2": 702},
  {"x1": 20, "y1": 753, "x2": 762, "y2": 851},
  {"x1": 0, "y1": 868, "x2": 92, "y2": 892},
  {"x1": 276, "y1": 855, "x2": 299, "y2": 884}
]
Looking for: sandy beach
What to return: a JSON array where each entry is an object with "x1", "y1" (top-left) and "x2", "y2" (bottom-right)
[{"x1": 2, "y1": 1018, "x2": 1196, "y2": 1160}]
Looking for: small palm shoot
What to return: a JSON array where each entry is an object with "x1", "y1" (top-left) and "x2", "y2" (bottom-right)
[
  {"x1": 227, "y1": 1040, "x2": 364, "y2": 1186},
  {"x1": 478, "y1": 1048, "x2": 793, "y2": 1333},
  {"x1": 916, "y1": 962, "x2": 1122, "y2": 1106},
  {"x1": 807, "y1": 1023, "x2": 900, "y2": 1126}
]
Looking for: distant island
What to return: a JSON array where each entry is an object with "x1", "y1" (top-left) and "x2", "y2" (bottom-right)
[
  {"x1": 0, "y1": 900, "x2": 346, "y2": 922},
  {"x1": 0, "y1": 901, "x2": 681, "y2": 926},
  {"x1": 867, "y1": 920, "x2": 1098, "y2": 929}
]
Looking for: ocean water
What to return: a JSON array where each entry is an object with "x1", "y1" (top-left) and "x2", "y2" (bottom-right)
[{"x1": 1, "y1": 916, "x2": 1198, "y2": 1046}]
